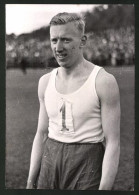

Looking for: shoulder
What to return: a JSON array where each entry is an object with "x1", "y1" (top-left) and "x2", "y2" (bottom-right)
[
  {"x1": 96, "y1": 68, "x2": 117, "y2": 88},
  {"x1": 38, "y1": 72, "x2": 51, "y2": 87},
  {"x1": 38, "y1": 71, "x2": 52, "y2": 101},
  {"x1": 96, "y1": 68, "x2": 120, "y2": 103}
]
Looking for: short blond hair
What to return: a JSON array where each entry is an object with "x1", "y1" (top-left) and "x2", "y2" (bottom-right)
[{"x1": 50, "y1": 12, "x2": 85, "y2": 34}]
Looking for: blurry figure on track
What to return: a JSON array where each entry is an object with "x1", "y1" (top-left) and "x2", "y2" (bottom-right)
[
  {"x1": 27, "y1": 12, "x2": 120, "y2": 190},
  {"x1": 20, "y1": 57, "x2": 27, "y2": 74}
]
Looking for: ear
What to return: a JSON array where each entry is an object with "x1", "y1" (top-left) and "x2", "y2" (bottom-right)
[{"x1": 80, "y1": 35, "x2": 87, "y2": 48}]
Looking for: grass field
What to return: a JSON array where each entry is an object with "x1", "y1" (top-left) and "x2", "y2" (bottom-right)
[{"x1": 6, "y1": 66, "x2": 134, "y2": 190}]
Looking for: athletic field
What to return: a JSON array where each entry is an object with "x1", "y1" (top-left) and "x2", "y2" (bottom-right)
[{"x1": 6, "y1": 66, "x2": 134, "y2": 190}]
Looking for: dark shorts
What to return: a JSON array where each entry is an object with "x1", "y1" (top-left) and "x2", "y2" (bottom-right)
[{"x1": 37, "y1": 137, "x2": 105, "y2": 190}]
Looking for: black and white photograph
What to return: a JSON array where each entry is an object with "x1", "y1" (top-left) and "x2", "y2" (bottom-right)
[{"x1": 5, "y1": 4, "x2": 134, "y2": 190}]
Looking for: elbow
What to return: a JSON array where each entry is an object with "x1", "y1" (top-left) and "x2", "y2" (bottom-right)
[
  {"x1": 34, "y1": 130, "x2": 48, "y2": 144},
  {"x1": 105, "y1": 138, "x2": 120, "y2": 158}
]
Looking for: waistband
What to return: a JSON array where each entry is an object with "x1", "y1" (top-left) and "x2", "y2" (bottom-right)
[{"x1": 47, "y1": 137, "x2": 103, "y2": 146}]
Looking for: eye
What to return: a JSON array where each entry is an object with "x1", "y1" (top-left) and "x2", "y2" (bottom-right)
[
  {"x1": 63, "y1": 38, "x2": 70, "y2": 43},
  {"x1": 51, "y1": 39, "x2": 57, "y2": 44}
]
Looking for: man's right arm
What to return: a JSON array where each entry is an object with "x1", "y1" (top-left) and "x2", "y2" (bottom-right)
[{"x1": 26, "y1": 73, "x2": 50, "y2": 189}]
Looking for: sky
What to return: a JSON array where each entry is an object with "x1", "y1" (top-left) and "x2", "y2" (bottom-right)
[{"x1": 6, "y1": 4, "x2": 99, "y2": 35}]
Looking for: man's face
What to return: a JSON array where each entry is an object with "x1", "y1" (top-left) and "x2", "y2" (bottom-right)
[{"x1": 50, "y1": 22, "x2": 83, "y2": 68}]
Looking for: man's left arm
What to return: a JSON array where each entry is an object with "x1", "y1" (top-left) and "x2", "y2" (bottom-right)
[{"x1": 96, "y1": 70, "x2": 121, "y2": 190}]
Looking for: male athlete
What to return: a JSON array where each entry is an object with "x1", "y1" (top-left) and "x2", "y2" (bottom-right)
[{"x1": 27, "y1": 12, "x2": 120, "y2": 190}]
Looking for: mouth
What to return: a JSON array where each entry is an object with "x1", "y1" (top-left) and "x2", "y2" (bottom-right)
[{"x1": 56, "y1": 54, "x2": 67, "y2": 60}]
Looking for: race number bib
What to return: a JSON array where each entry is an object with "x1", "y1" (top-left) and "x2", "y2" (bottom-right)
[{"x1": 58, "y1": 99, "x2": 74, "y2": 134}]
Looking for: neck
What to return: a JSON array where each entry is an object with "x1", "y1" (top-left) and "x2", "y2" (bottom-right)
[{"x1": 58, "y1": 58, "x2": 86, "y2": 80}]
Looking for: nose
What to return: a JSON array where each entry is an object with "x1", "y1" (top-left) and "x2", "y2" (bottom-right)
[{"x1": 56, "y1": 40, "x2": 63, "y2": 52}]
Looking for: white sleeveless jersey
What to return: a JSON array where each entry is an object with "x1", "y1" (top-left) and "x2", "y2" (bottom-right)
[{"x1": 44, "y1": 65, "x2": 104, "y2": 143}]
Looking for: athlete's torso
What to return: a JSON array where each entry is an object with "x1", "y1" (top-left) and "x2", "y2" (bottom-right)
[{"x1": 44, "y1": 65, "x2": 104, "y2": 143}]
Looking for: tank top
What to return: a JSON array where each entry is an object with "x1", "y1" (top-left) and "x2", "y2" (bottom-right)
[{"x1": 44, "y1": 65, "x2": 104, "y2": 143}]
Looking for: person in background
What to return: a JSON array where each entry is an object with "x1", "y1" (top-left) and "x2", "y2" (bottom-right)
[{"x1": 26, "y1": 12, "x2": 120, "y2": 190}]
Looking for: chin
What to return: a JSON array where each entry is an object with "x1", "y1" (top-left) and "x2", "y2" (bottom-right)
[{"x1": 58, "y1": 61, "x2": 68, "y2": 68}]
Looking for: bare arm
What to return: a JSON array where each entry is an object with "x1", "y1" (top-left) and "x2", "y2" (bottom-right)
[
  {"x1": 26, "y1": 73, "x2": 50, "y2": 189},
  {"x1": 96, "y1": 70, "x2": 121, "y2": 190}
]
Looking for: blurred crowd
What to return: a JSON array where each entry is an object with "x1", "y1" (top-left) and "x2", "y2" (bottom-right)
[
  {"x1": 6, "y1": 26, "x2": 134, "y2": 70},
  {"x1": 84, "y1": 26, "x2": 134, "y2": 66}
]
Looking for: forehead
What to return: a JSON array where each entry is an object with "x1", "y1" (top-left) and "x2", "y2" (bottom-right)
[{"x1": 50, "y1": 22, "x2": 80, "y2": 38}]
